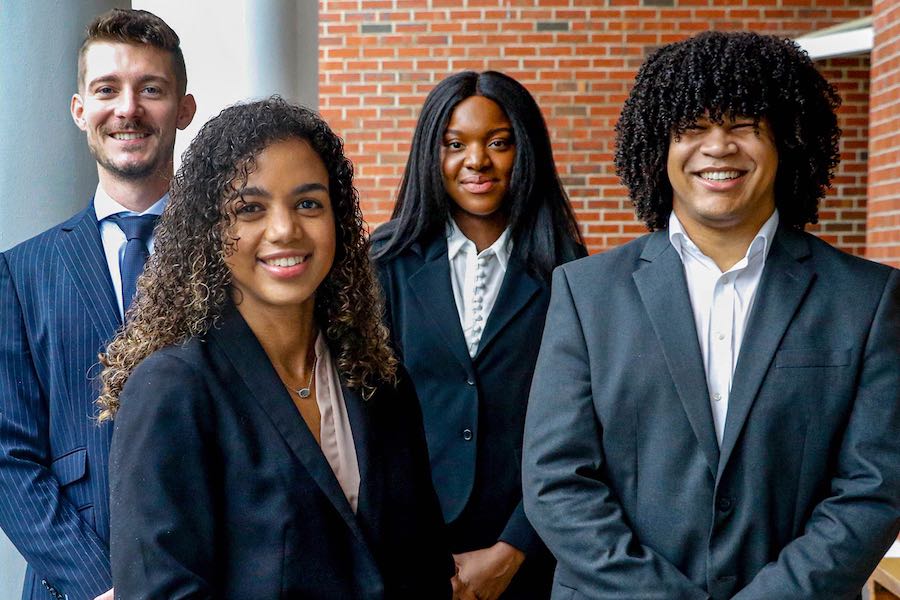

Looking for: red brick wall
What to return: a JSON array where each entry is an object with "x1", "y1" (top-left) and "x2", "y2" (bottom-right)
[
  {"x1": 867, "y1": 0, "x2": 900, "y2": 268},
  {"x1": 319, "y1": 0, "x2": 872, "y2": 255}
]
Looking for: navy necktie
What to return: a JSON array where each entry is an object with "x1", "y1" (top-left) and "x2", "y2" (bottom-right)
[{"x1": 108, "y1": 213, "x2": 159, "y2": 314}]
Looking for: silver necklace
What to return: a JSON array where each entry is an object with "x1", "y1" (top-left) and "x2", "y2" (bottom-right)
[{"x1": 296, "y1": 356, "x2": 317, "y2": 399}]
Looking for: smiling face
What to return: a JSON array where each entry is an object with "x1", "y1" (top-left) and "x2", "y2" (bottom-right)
[
  {"x1": 71, "y1": 42, "x2": 195, "y2": 186},
  {"x1": 441, "y1": 95, "x2": 516, "y2": 233},
  {"x1": 225, "y1": 138, "x2": 336, "y2": 320},
  {"x1": 667, "y1": 115, "x2": 778, "y2": 237}
]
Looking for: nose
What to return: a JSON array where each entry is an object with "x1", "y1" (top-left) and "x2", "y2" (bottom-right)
[
  {"x1": 700, "y1": 125, "x2": 737, "y2": 157},
  {"x1": 264, "y1": 204, "x2": 299, "y2": 243},
  {"x1": 464, "y1": 144, "x2": 490, "y2": 171},
  {"x1": 113, "y1": 89, "x2": 143, "y2": 120}
]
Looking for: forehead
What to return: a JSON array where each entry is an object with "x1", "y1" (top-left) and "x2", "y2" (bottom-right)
[
  {"x1": 81, "y1": 41, "x2": 176, "y2": 85},
  {"x1": 446, "y1": 96, "x2": 511, "y2": 132},
  {"x1": 246, "y1": 138, "x2": 329, "y2": 186}
]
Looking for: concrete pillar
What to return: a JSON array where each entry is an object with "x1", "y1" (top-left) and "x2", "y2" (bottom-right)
[{"x1": 0, "y1": 0, "x2": 126, "y2": 252}]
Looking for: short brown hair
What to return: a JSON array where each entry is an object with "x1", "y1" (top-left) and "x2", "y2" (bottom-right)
[{"x1": 78, "y1": 8, "x2": 187, "y2": 95}]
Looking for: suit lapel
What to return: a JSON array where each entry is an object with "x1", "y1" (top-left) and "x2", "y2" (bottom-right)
[
  {"x1": 407, "y1": 236, "x2": 473, "y2": 372},
  {"x1": 211, "y1": 306, "x2": 370, "y2": 547},
  {"x1": 633, "y1": 232, "x2": 720, "y2": 476},
  {"x1": 717, "y1": 229, "x2": 814, "y2": 476},
  {"x1": 57, "y1": 205, "x2": 121, "y2": 340},
  {"x1": 475, "y1": 255, "x2": 541, "y2": 359}
]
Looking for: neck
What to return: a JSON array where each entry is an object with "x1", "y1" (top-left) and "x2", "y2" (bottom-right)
[
  {"x1": 234, "y1": 297, "x2": 319, "y2": 377},
  {"x1": 97, "y1": 164, "x2": 173, "y2": 213},
  {"x1": 452, "y1": 210, "x2": 508, "y2": 253},
  {"x1": 675, "y1": 210, "x2": 772, "y2": 272}
]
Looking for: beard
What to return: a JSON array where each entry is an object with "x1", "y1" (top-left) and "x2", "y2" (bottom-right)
[{"x1": 87, "y1": 121, "x2": 171, "y2": 181}]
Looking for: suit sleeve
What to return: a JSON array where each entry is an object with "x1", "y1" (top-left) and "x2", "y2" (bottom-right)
[
  {"x1": 109, "y1": 352, "x2": 217, "y2": 600},
  {"x1": 0, "y1": 252, "x2": 111, "y2": 599},
  {"x1": 522, "y1": 266, "x2": 710, "y2": 600},
  {"x1": 732, "y1": 269, "x2": 900, "y2": 600}
]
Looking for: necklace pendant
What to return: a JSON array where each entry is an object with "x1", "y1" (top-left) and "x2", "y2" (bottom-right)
[{"x1": 297, "y1": 387, "x2": 311, "y2": 399}]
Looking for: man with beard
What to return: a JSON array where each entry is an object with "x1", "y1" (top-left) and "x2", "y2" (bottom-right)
[{"x1": 0, "y1": 9, "x2": 195, "y2": 600}]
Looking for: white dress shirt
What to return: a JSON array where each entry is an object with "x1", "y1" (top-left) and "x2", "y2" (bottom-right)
[
  {"x1": 446, "y1": 219, "x2": 512, "y2": 357},
  {"x1": 668, "y1": 209, "x2": 779, "y2": 445},
  {"x1": 93, "y1": 184, "x2": 168, "y2": 319}
]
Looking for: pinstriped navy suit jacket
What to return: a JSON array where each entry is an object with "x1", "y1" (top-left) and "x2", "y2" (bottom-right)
[{"x1": 0, "y1": 204, "x2": 118, "y2": 600}]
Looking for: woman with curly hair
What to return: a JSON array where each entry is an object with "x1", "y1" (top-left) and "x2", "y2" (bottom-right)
[
  {"x1": 371, "y1": 71, "x2": 585, "y2": 600},
  {"x1": 98, "y1": 97, "x2": 452, "y2": 599}
]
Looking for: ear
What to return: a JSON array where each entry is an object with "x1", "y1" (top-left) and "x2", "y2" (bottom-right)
[
  {"x1": 70, "y1": 94, "x2": 88, "y2": 131},
  {"x1": 177, "y1": 93, "x2": 197, "y2": 130}
]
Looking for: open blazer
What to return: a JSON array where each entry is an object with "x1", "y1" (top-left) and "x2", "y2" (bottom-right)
[
  {"x1": 523, "y1": 227, "x2": 900, "y2": 600},
  {"x1": 109, "y1": 301, "x2": 453, "y2": 599},
  {"x1": 372, "y1": 224, "x2": 584, "y2": 597}
]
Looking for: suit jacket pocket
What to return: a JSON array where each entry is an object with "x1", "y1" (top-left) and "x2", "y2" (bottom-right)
[
  {"x1": 51, "y1": 447, "x2": 87, "y2": 486},
  {"x1": 774, "y1": 348, "x2": 851, "y2": 368}
]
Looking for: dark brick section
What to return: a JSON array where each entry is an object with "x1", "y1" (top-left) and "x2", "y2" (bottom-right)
[
  {"x1": 360, "y1": 23, "x2": 392, "y2": 34},
  {"x1": 536, "y1": 21, "x2": 569, "y2": 32},
  {"x1": 642, "y1": 0, "x2": 675, "y2": 6}
]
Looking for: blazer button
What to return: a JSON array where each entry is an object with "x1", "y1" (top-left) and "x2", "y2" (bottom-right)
[
  {"x1": 717, "y1": 496, "x2": 734, "y2": 512},
  {"x1": 466, "y1": 378, "x2": 475, "y2": 386},
  {"x1": 462, "y1": 428, "x2": 473, "y2": 441}
]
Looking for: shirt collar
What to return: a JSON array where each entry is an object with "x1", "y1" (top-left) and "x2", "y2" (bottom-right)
[
  {"x1": 667, "y1": 209, "x2": 779, "y2": 267},
  {"x1": 445, "y1": 218, "x2": 513, "y2": 270},
  {"x1": 93, "y1": 183, "x2": 169, "y2": 221}
]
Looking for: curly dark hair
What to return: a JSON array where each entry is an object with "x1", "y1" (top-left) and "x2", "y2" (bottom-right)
[
  {"x1": 614, "y1": 31, "x2": 841, "y2": 231},
  {"x1": 98, "y1": 97, "x2": 397, "y2": 421}
]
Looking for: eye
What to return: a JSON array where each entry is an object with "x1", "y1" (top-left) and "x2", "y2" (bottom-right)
[
  {"x1": 95, "y1": 86, "x2": 115, "y2": 96},
  {"x1": 297, "y1": 198, "x2": 323, "y2": 210},
  {"x1": 489, "y1": 138, "x2": 513, "y2": 150},
  {"x1": 142, "y1": 85, "x2": 162, "y2": 96},
  {"x1": 731, "y1": 121, "x2": 757, "y2": 132},
  {"x1": 444, "y1": 140, "x2": 464, "y2": 151},
  {"x1": 234, "y1": 202, "x2": 263, "y2": 217}
]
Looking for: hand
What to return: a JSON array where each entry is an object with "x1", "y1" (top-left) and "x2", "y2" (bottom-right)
[
  {"x1": 451, "y1": 541, "x2": 525, "y2": 600},
  {"x1": 94, "y1": 588, "x2": 114, "y2": 600}
]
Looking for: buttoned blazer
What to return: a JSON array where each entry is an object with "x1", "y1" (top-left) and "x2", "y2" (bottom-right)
[
  {"x1": 109, "y1": 302, "x2": 453, "y2": 599},
  {"x1": 372, "y1": 227, "x2": 583, "y2": 597},
  {"x1": 0, "y1": 205, "x2": 118, "y2": 600},
  {"x1": 523, "y1": 227, "x2": 900, "y2": 600}
]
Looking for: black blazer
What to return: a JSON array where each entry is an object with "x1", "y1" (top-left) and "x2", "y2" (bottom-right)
[
  {"x1": 109, "y1": 303, "x2": 453, "y2": 599},
  {"x1": 372, "y1": 227, "x2": 584, "y2": 598}
]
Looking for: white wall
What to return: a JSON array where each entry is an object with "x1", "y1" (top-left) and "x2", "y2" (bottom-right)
[{"x1": 133, "y1": 0, "x2": 319, "y2": 172}]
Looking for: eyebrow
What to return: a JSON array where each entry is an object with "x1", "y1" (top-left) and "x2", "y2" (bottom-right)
[
  {"x1": 240, "y1": 182, "x2": 329, "y2": 198},
  {"x1": 444, "y1": 127, "x2": 513, "y2": 137},
  {"x1": 87, "y1": 74, "x2": 171, "y2": 88}
]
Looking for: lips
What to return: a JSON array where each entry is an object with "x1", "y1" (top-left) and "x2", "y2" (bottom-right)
[
  {"x1": 258, "y1": 253, "x2": 310, "y2": 279},
  {"x1": 460, "y1": 177, "x2": 497, "y2": 194},
  {"x1": 110, "y1": 132, "x2": 151, "y2": 141}
]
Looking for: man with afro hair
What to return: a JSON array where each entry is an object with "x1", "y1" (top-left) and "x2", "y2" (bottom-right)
[{"x1": 523, "y1": 31, "x2": 899, "y2": 599}]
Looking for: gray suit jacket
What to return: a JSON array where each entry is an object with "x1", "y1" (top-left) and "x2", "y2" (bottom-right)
[{"x1": 522, "y1": 227, "x2": 900, "y2": 600}]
